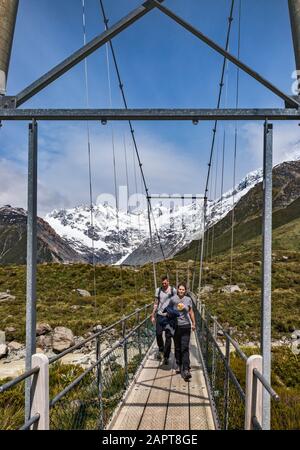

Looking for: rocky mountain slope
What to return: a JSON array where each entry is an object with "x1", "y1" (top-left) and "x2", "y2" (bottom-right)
[
  {"x1": 175, "y1": 160, "x2": 300, "y2": 261},
  {"x1": 0, "y1": 206, "x2": 84, "y2": 264}
]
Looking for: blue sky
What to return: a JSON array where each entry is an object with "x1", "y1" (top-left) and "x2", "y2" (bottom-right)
[{"x1": 1, "y1": 0, "x2": 299, "y2": 215}]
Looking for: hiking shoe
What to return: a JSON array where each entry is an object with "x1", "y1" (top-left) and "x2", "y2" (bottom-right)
[
  {"x1": 175, "y1": 364, "x2": 181, "y2": 374},
  {"x1": 183, "y1": 370, "x2": 192, "y2": 381},
  {"x1": 156, "y1": 351, "x2": 163, "y2": 361}
]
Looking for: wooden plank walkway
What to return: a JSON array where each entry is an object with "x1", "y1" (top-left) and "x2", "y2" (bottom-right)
[{"x1": 108, "y1": 332, "x2": 215, "y2": 430}]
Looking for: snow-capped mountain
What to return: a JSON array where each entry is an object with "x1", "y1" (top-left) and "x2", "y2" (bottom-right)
[{"x1": 45, "y1": 169, "x2": 263, "y2": 265}]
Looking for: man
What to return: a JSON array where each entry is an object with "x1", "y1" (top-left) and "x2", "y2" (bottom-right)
[{"x1": 151, "y1": 276, "x2": 177, "y2": 364}]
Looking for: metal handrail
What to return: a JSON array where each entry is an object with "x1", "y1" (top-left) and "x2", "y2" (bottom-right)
[
  {"x1": 19, "y1": 414, "x2": 40, "y2": 430},
  {"x1": 49, "y1": 303, "x2": 152, "y2": 365},
  {"x1": 194, "y1": 295, "x2": 280, "y2": 430},
  {"x1": 0, "y1": 365, "x2": 40, "y2": 393},
  {"x1": 253, "y1": 368, "x2": 280, "y2": 401},
  {"x1": 49, "y1": 313, "x2": 152, "y2": 408}
]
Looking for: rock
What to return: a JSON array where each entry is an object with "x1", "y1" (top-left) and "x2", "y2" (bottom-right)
[
  {"x1": 217, "y1": 330, "x2": 224, "y2": 337},
  {"x1": 8, "y1": 341, "x2": 23, "y2": 351},
  {"x1": 220, "y1": 285, "x2": 242, "y2": 294},
  {"x1": 221, "y1": 275, "x2": 227, "y2": 281},
  {"x1": 0, "y1": 331, "x2": 5, "y2": 345},
  {"x1": 140, "y1": 288, "x2": 147, "y2": 293},
  {"x1": 36, "y1": 322, "x2": 52, "y2": 336},
  {"x1": 92, "y1": 324, "x2": 102, "y2": 333},
  {"x1": 198, "y1": 285, "x2": 214, "y2": 295},
  {"x1": 70, "y1": 305, "x2": 80, "y2": 311},
  {"x1": 0, "y1": 344, "x2": 8, "y2": 358},
  {"x1": 36, "y1": 348, "x2": 44, "y2": 353},
  {"x1": 5, "y1": 327, "x2": 16, "y2": 333},
  {"x1": 73, "y1": 289, "x2": 91, "y2": 297},
  {"x1": 52, "y1": 327, "x2": 75, "y2": 353},
  {"x1": 291, "y1": 330, "x2": 300, "y2": 340},
  {"x1": 282, "y1": 256, "x2": 289, "y2": 261},
  {"x1": 0, "y1": 292, "x2": 16, "y2": 303},
  {"x1": 36, "y1": 334, "x2": 53, "y2": 349}
]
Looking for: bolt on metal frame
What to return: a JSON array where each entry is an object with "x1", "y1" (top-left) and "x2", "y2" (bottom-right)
[{"x1": 1, "y1": 0, "x2": 299, "y2": 430}]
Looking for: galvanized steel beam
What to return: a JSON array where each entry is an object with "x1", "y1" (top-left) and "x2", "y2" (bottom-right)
[
  {"x1": 15, "y1": 0, "x2": 164, "y2": 107},
  {"x1": 261, "y1": 122, "x2": 273, "y2": 430},
  {"x1": 25, "y1": 120, "x2": 38, "y2": 422},
  {"x1": 0, "y1": 0, "x2": 19, "y2": 95},
  {"x1": 152, "y1": 1, "x2": 300, "y2": 109},
  {"x1": 0, "y1": 108, "x2": 299, "y2": 121},
  {"x1": 289, "y1": 0, "x2": 300, "y2": 72}
]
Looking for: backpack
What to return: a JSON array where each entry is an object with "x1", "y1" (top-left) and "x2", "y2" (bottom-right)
[{"x1": 157, "y1": 286, "x2": 176, "y2": 306}]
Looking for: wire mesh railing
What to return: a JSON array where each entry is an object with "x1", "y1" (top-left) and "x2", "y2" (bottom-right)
[
  {"x1": 0, "y1": 303, "x2": 154, "y2": 430},
  {"x1": 48, "y1": 304, "x2": 155, "y2": 430},
  {"x1": 192, "y1": 295, "x2": 279, "y2": 430}
]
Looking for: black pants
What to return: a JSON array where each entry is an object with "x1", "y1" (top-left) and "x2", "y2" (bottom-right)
[
  {"x1": 156, "y1": 320, "x2": 172, "y2": 358},
  {"x1": 174, "y1": 326, "x2": 191, "y2": 371}
]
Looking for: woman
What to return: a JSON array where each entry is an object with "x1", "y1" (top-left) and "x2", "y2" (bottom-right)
[{"x1": 171, "y1": 283, "x2": 196, "y2": 381}]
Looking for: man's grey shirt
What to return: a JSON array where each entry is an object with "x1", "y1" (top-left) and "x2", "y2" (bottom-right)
[{"x1": 155, "y1": 286, "x2": 176, "y2": 316}]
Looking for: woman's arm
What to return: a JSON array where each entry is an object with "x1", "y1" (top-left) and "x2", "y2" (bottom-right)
[{"x1": 189, "y1": 307, "x2": 196, "y2": 331}]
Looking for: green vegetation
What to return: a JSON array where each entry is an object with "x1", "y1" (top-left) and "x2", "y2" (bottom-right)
[
  {"x1": 229, "y1": 347, "x2": 300, "y2": 430},
  {"x1": 0, "y1": 263, "x2": 155, "y2": 342}
]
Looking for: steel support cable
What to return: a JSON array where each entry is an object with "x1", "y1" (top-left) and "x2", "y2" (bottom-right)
[
  {"x1": 210, "y1": 132, "x2": 221, "y2": 259},
  {"x1": 82, "y1": 0, "x2": 97, "y2": 300},
  {"x1": 229, "y1": 0, "x2": 242, "y2": 296},
  {"x1": 98, "y1": 0, "x2": 168, "y2": 282},
  {"x1": 194, "y1": 0, "x2": 235, "y2": 293},
  {"x1": 104, "y1": 31, "x2": 123, "y2": 293}
]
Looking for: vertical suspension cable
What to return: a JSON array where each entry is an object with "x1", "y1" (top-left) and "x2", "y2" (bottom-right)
[
  {"x1": 98, "y1": 0, "x2": 169, "y2": 286},
  {"x1": 198, "y1": 0, "x2": 235, "y2": 295},
  {"x1": 229, "y1": 0, "x2": 242, "y2": 292},
  {"x1": 103, "y1": 21, "x2": 123, "y2": 295},
  {"x1": 81, "y1": 0, "x2": 97, "y2": 301}
]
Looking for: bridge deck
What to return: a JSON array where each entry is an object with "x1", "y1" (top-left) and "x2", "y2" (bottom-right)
[{"x1": 108, "y1": 333, "x2": 215, "y2": 430}]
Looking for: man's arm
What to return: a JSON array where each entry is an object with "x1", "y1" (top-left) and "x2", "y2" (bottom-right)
[{"x1": 151, "y1": 298, "x2": 158, "y2": 323}]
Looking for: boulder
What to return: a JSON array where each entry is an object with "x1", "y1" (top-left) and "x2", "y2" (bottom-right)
[
  {"x1": 36, "y1": 322, "x2": 52, "y2": 336},
  {"x1": 291, "y1": 330, "x2": 300, "y2": 340},
  {"x1": 70, "y1": 305, "x2": 80, "y2": 311},
  {"x1": 198, "y1": 285, "x2": 214, "y2": 295},
  {"x1": 0, "y1": 331, "x2": 5, "y2": 345},
  {"x1": 220, "y1": 285, "x2": 242, "y2": 294},
  {"x1": 73, "y1": 289, "x2": 91, "y2": 297},
  {"x1": 8, "y1": 341, "x2": 23, "y2": 352},
  {"x1": 5, "y1": 326, "x2": 16, "y2": 333},
  {"x1": 52, "y1": 327, "x2": 75, "y2": 353},
  {"x1": 0, "y1": 292, "x2": 16, "y2": 303},
  {"x1": 0, "y1": 344, "x2": 8, "y2": 359},
  {"x1": 36, "y1": 334, "x2": 53, "y2": 350}
]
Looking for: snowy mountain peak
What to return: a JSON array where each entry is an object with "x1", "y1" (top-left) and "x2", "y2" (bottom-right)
[{"x1": 46, "y1": 168, "x2": 263, "y2": 265}]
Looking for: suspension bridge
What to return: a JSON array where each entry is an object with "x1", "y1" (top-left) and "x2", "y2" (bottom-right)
[{"x1": 0, "y1": 0, "x2": 299, "y2": 431}]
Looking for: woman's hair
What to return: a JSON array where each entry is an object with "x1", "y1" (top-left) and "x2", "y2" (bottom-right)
[{"x1": 177, "y1": 282, "x2": 187, "y2": 290}]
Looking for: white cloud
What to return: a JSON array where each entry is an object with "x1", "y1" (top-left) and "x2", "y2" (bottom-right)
[
  {"x1": 241, "y1": 122, "x2": 300, "y2": 166},
  {"x1": 1, "y1": 124, "x2": 205, "y2": 217}
]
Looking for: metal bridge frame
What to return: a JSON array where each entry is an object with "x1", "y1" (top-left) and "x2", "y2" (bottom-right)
[{"x1": 1, "y1": 0, "x2": 299, "y2": 430}]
